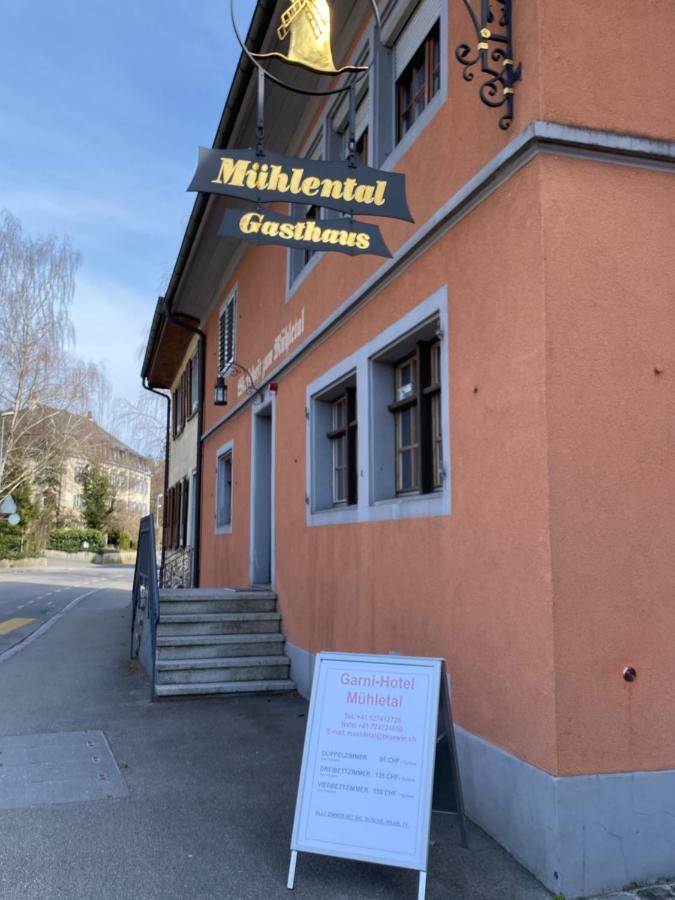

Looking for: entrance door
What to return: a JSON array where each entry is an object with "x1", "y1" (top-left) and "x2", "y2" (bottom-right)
[{"x1": 250, "y1": 401, "x2": 273, "y2": 586}]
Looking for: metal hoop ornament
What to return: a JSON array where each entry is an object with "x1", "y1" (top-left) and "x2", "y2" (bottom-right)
[{"x1": 230, "y1": 0, "x2": 381, "y2": 97}]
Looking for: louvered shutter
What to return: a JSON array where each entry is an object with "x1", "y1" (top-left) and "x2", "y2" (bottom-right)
[{"x1": 394, "y1": 0, "x2": 440, "y2": 78}]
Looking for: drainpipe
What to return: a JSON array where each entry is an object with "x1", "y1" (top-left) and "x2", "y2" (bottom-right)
[
  {"x1": 164, "y1": 307, "x2": 205, "y2": 589},
  {"x1": 142, "y1": 378, "x2": 171, "y2": 579}
]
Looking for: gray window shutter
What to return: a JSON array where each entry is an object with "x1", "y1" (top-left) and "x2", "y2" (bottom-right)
[{"x1": 394, "y1": 0, "x2": 440, "y2": 79}]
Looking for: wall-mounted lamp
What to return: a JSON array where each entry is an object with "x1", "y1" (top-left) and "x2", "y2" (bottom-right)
[
  {"x1": 214, "y1": 362, "x2": 265, "y2": 408},
  {"x1": 214, "y1": 375, "x2": 228, "y2": 406},
  {"x1": 455, "y1": 0, "x2": 522, "y2": 130}
]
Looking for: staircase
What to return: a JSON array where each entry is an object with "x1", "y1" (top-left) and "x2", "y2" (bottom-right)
[{"x1": 154, "y1": 588, "x2": 295, "y2": 698}]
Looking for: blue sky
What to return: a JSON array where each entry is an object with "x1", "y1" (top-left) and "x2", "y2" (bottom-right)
[{"x1": 0, "y1": 0, "x2": 256, "y2": 403}]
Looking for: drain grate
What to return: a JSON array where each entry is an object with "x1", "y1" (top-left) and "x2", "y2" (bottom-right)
[{"x1": 0, "y1": 730, "x2": 128, "y2": 811}]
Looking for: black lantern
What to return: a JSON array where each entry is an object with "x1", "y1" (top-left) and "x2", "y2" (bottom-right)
[{"x1": 214, "y1": 375, "x2": 228, "y2": 406}]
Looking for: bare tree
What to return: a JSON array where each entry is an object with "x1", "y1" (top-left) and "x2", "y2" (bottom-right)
[{"x1": 0, "y1": 211, "x2": 109, "y2": 495}]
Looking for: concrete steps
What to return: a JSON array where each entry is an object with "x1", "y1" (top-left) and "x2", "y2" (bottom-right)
[
  {"x1": 156, "y1": 633, "x2": 286, "y2": 660},
  {"x1": 155, "y1": 679, "x2": 296, "y2": 699},
  {"x1": 154, "y1": 588, "x2": 294, "y2": 699}
]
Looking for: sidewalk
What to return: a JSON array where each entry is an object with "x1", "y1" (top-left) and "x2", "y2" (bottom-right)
[{"x1": 0, "y1": 582, "x2": 551, "y2": 900}]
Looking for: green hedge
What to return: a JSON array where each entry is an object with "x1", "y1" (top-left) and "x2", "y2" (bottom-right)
[
  {"x1": 48, "y1": 528, "x2": 105, "y2": 554},
  {"x1": 0, "y1": 521, "x2": 26, "y2": 559}
]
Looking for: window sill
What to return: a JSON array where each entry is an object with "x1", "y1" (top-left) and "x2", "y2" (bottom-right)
[
  {"x1": 307, "y1": 489, "x2": 449, "y2": 527},
  {"x1": 215, "y1": 523, "x2": 232, "y2": 535},
  {"x1": 381, "y1": 90, "x2": 445, "y2": 173}
]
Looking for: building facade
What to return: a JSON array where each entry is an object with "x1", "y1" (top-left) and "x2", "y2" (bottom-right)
[
  {"x1": 143, "y1": 1, "x2": 675, "y2": 895},
  {"x1": 52, "y1": 412, "x2": 151, "y2": 532}
]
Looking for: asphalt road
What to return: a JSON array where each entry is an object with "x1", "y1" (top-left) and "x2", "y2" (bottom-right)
[{"x1": 0, "y1": 561, "x2": 133, "y2": 656}]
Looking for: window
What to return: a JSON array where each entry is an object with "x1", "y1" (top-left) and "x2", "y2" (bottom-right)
[
  {"x1": 327, "y1": 389, "x2": 357, "y2": 505},
  {"x1": 306, "y1": 289, "x2": 449, "y2": 526},
  {"x1": 393, "y1": 356, "x2": 420, "y2": 492},
  {"x1": 388, "y1": 337, "x2": 443, "y2": 495},
  {"x1": 396, "y1": 22, "x2": 440, "y2": 142},
  {"x1": 309, "y1": 372, "x2": 358, "y2": 512},
  {"x1": 219, "y1": 291, "x2": 236, "y2": 375},
  {"x1": 190, "y1": 352, "x2": 199, "y2": 415},
  {"x1": 216, "y1": 446, "x2": 233, "y2": 530}
]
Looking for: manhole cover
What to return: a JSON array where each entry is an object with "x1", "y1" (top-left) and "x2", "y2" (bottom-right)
[{"x1": 0, "y1": 730, "x2": 128, "y2": 811}]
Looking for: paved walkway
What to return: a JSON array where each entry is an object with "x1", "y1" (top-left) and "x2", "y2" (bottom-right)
[{"x1": 0, "y1": 576, "x2": 553, "y2": 899}]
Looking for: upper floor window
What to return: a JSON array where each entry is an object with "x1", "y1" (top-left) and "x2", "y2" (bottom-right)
[
  {"x1": 396, "y1": 22, "x2": 440, "y2": 142},
  {"x1": 190, "y1": 351, "x2": 199, "y2": 416},
  {"x1": 327, "y1": 388, "x2": 357, "y2": 505},
  {"x1": 172, "y1": 353, "x2": 198, "y2": 438},
  {"x1": 219, "y1": 291, "x2": 236, "y2": 374},
  {"x1": 388, "y1": 336, "x2": 443, "y2": 495}
]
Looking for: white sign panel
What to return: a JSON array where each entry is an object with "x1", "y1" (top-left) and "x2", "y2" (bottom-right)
[{"x1": 290, "y1": 652, "x2": 442, "y2": 873}]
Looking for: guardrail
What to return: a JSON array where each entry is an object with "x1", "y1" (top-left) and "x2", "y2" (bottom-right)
[
  {"x1": 130, "y1": 515, "x2": 160, "y2": 700},
  {"x1": 161, "y1": 545, "x2": 194, "y2": 589}
]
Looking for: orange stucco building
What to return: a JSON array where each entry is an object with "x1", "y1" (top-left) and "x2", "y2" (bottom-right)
[{"x1": 142, "y1": 1, "x2": 675, "y2": 895}]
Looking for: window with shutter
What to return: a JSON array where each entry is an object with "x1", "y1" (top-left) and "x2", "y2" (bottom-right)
[{"x1": 219, "y1": 291, "x2": 237, "y2": 374}]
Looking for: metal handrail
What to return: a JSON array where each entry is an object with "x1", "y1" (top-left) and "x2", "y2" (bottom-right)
[
  {"x1": 161, "y1": 545, "x2": 194, "y2": 589},
  {"x1": 130, "y1": 515, "x2": 160, "y2": 699}
]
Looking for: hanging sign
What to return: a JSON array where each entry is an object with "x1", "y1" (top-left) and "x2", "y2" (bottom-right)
[
  {"x1": 188, "y1": 148, "x2": 413, "y2": 222},
  {"x1": 287, "y1": 652, "x2": 467, "y2": 899},
  {"x1": 218, "y1": 208, "x2": 391, "y2": 258}
]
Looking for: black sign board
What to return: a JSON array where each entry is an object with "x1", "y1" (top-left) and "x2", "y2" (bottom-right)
[
  {"x1": 190, "y1": 148, "x2": 413, "y2": 222},
  {"x1": 219, "y1": 207, "x2": 392, "y2": 258}
]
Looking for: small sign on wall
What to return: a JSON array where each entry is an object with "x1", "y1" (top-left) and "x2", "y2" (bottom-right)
[{"x1": 288, "y1": 652, "x2": 467, "y2": 899}]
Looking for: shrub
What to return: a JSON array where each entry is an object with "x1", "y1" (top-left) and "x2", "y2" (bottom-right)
[
  {"x1": 108, "y1": 528, "x2": 121, "y2": 547},
  {"x1": 0, "y1": 521, "x2": 26, "y2": 559},
  {"x1": 119, "y1": 532, "x2": 131, "y2": 551},
  {"x1": 48, "y1": 528, "x2": 105, "y2": 554}
]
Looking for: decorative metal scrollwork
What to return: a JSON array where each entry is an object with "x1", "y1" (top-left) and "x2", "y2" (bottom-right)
[{"x1": 455, "y1": 0, "x2": 522, "y2": 130}]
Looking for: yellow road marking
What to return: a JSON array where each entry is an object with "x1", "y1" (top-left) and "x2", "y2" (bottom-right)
[{"x1": 0, "y1": 617, "x2": 35, "y2": 635}]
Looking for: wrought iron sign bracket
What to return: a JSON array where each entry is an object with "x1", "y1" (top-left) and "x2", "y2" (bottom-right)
[
  {"x1": 222, "y1": 361, "x2": 265, "y2": 404},
  {"x1": 455, "y1": 0, "x2": 522, "y2": 130},
  {"x1": 256, "y1": 67, "x2": 266, "y2": 157}
]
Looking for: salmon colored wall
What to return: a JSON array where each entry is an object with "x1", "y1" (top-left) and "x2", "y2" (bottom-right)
[
  {"x1": 192, "y1": 1, "x2": 675, "y2": 778},
  {"x1": 536, "y1": 0, "x2": 675, "y2": 142},
  {"x1": 541, "y1": 158, "x2": 675, "y2": 775},
  {"x1": 202, "y1": 162, "x2": 561, "y2": 773},
  {"x1": 200, "y1": 410, "x2": 253, "y2": 589}
]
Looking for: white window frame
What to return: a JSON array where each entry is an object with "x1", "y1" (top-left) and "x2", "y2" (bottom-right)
[
  {"x1": 306, "y1": 287, "x2": 450, "y2": 526},
  {"x1": 215, "y1": 440, "x2": 234, "y2": 534}
]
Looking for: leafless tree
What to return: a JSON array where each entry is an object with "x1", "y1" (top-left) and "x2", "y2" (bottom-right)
[{"x1": 0, "y1": 211, "x2": 109, "y2": 495}]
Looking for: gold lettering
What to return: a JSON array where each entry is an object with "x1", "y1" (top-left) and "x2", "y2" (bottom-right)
[
  {"x1": 239, "y1": 211, "x2": 263, "y2": 234},
  {"x1": 346, "y1": 232, "x2": 358, "y2": 247},
  {"x1": 342, "y1": 178, "x2": 357, "y2": 202},
  {"x1": 321, "y1": 229, "x2": 340, "y2": 245},
  {"x1": 261, "y1": 220, "x2": 280, "y2": 236},
  {"x1": 302, "y1": 176, "x2": 320, "y2": 197},
  {"x1": 267, "y1": 165, "x2": 289, "y2": 192},
  {"x1": 354, "y1": 184, "x2": 375, "y2": 204},
  {"x1": 245, "y1": 162, "x2": 259, "y2": 190},
  {"x1": 279, "y1": 222, "x2": 295, "y2": 239},
  {"x1": 356, "y1": 233, "x2": 370, "y2": 249},
  {"x1": 373, "y1": 180, "x2": 387, "y2": 206},
  {"x1": 319, "y1": 178, "x2": 344, "y2": 201},
  {"x1": 212, "y1": 158, "x2": 248, "y2": 186},
  {"x1": 290, "y1": 168, "x2": 304, "y2": 194}
]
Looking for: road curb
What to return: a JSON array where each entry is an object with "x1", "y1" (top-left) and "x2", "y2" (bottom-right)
[{"x1": 0, "y1": 589, "x2": 100, "y2": 666}]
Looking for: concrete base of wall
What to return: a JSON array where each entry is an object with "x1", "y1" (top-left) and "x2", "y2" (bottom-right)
[
  {"x1": 92, "y1": 551, "x2": 137, "y2": 565},
  {"x1": 45, "y1": 550, "x2": 95, "y2": 562},
  {"x1": 0, "y1": 557, "x2": 47, "y2": 568},
  {"x1": 287, "y1": 642, "x2": 675, "y2": 898}
]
